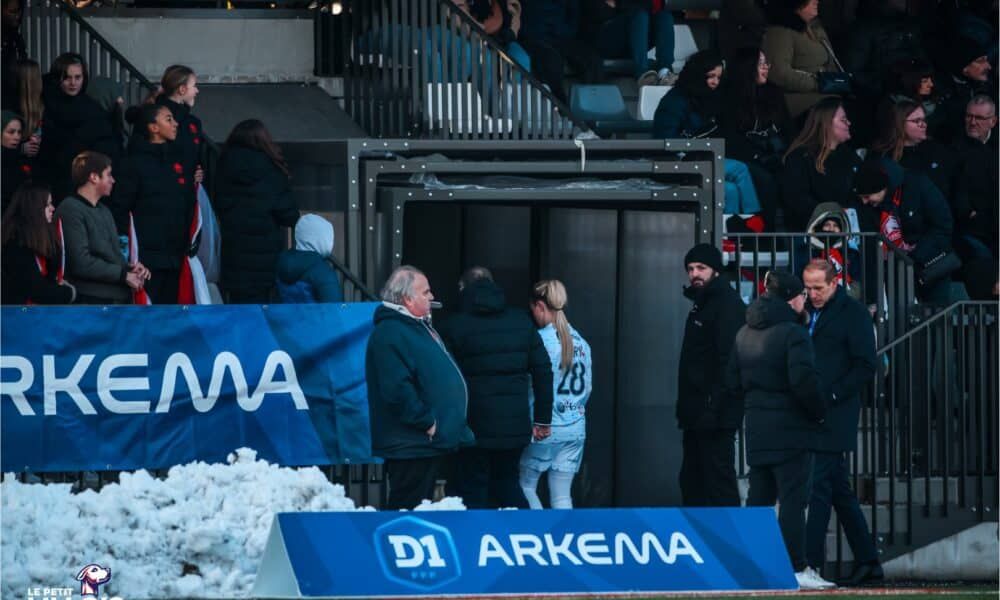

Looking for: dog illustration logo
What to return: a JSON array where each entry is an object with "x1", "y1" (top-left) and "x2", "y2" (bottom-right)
[{"x1": 76, "y1": 564, "x2": 112, "y2": 599}]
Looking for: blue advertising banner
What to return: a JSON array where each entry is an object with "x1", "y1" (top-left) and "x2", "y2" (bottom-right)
[
  {"x1": 252, "y1": 508, "x2": 798, "y2": 597},
  {"x1": 0, "y1": 304, "x2": 378, "y2": 472}
]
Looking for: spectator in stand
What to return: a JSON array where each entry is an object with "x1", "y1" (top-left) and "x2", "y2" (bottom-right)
[
  {"x1": 721, "y1": 47, "x2": 792, "y2": 229},
  {"x1": 842, "y1": 1, "x2": 926, "y2": 104},
  {"x1": 871, "y1": 99, "x2": 957, "y2": 205},
  {"x1": 933, "y1": 36, "x2": 994, "y2": 144},
  {"x1": 801, "y1": 258, "x2": 882, "y2": 587},
  {"x1": 725, "y1": 270, "x2": 832, "y2": 590},
  {"x1": 677, "y1": 244, "x2": 746, "y2": 507},
  {"x1": 780, "y1": 97, "x2": 860, "y2": 232},
  {"x1": 805, "y1": 203, "x2": 862, "y2": 299},
  {"x1": 1, "y1": 0, "x2": 26, "y2": 111},
  {"x1": 453, "y1": 0, "x2": 532, "y2": 72},
  {"x1": 952, "y1": 95, "x2": 998, "y2": 261},
  {"x1": 275, "y1": 214, "x2": 343, "y2": 303},
  {"x1": 582, "y1": 0, "x2": 677, "y2": 87},
  {"x1": 145, "y1": 65, "x2": 204, "y2": 191},
  {"x1": 15, "y1": 59, "x2": 43, "y2": 165},
  {"x1": 884, "y1": 59, "x2": 945, "y2": 139},
  {"x1": 55, "y1": 151, "x2": 149, "y2": 304},
  {"x1": 1, "y1": 182, "x2": 76, "y2": 305},
  {"x1": 215, "y1": 119, "x2": 300, "y2": 303},
  {"x1": 1, "y1": 112, "x2": 30, "y2": 213},
  {"x1": 654, "y1": 50, "x2": 762, "y2": 216},
  {"x1": 762, "y1": 0, "x2": 846, "y2": 120},
  {"x1": 109, "y1": 104, "x2": 195, "y2": 304},
  {"x1": 366, "y1": 265, "x2": 474, "y2": 510},
  {"x1": 517, "y1": 0, "x2": 600, "y2": 102},
  {"x1": 852, "y1": 159, "x2": 957, "y2": 305},
  {"x1": 39, "y1": 53, "x2": 121, "y2": 203},
  {"x1": 438, "y1": 267, "x2": 554, "y2": 509},
  {"x1": 520, "y1": 278, "x2": 592, "y2": 509},
  {"x1": 718, "y1": 0, "x2": 768, "y2": 60}
]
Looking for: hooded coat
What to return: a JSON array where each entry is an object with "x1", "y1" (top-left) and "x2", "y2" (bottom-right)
[
  {"x1": 676, "y1": 275, "x2": 747, "y2": 431},
  {"x1": 366, "y1": 303, "x2": 474, "y2": 460},
  {"x1": 438, "y1": 278, "x2": 554, "y2": 448},
  {"x1": 725, "y1": 294, "x2": 827, "y2": 465},
  {"x1": 275, "y1": 214, "x2": 342, "y2": 303},
  {"x1": 761, "y1": 3, "x2": 842, "y2": 117},
  {"x1": 806, "y1": 202, "x2": 862, "y2": 296},
  {"x1": 214, "y1": 146, "x2": 300, "y2": 298}
]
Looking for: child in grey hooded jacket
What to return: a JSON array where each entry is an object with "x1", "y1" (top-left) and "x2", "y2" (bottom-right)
[{"x1": 275, "y1": 213, "x2": 343, "y2": 303}]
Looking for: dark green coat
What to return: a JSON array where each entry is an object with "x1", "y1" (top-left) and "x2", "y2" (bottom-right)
[
  {"x1": 366, "y1": 304, "x2": 474, "y2": 459},
  {"x1": 438, "y1": 279, "x2": 554, "y2": 449}
]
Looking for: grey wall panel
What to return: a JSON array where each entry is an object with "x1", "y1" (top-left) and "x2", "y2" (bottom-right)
[
  {"x1": 401, "y1": 202, "x2": 463, "y2": 313},
  {"x1": 616, "y1": 210, "x2": 696, "y2": 506},
  {"x1": 462, "y1": 206, "x2": 532, "y2": 307},
  {"x1": 540, "y1": 208, "x2": 619, "y2": 507}
]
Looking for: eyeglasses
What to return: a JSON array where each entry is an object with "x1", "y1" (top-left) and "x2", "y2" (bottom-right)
[
  {"x1": 758, "y1": 60, "x2": 771, "y2": 68},
  {"x1": 966, "y1": 113, "x2": 996, "y2": 122},
  {"x1": 906, "y1": 117, "x2": 927, "y2": 125}
]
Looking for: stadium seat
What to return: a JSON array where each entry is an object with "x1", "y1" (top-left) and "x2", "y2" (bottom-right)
[
  {"x1": 638, "y1": 85, "x2": 671, "y2": 121},
  {"x1": 570, "y1": 85, "x2": 652, "y2": 137}
]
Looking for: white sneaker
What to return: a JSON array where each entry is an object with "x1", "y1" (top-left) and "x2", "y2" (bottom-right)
[{"x1": 795, "y1": 566, "x2": 837, "y2": 590}]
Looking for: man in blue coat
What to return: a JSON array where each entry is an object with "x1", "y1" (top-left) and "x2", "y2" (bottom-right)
[
  {"x1": 366, "y1": 265, "x2": 474, "y2": 510},
  {"x1": 801, "y1": 259, "x2": 882, "y2": 586}
]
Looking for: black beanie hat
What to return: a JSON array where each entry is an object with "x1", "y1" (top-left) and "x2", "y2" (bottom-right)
[
  {"x1": 764, "y1": 270, "x2": 804, "y2": 301},
  {"x1": 948, "y1": 36, "x2": 988, "y2": 76},
  {"x1": 852, "y1": 160, "x2": 889, "y2": 195},
  {"x1": 684, "y1": 243, "x2": 723, "y2": 272}
]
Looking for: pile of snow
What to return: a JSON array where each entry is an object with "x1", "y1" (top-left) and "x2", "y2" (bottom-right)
[{"x1": 2, "y1": 448, "x2": 465, "y2": 599}]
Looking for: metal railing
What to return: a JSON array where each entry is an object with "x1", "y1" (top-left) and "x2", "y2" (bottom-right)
[
  {"x1": 23, "y1": 0, "x2": 156, "y2": 107},
  {"x1": 859, "y1": 301, "x2": 999, "y2": 548},
  {"x1": 334, "y1": 0, "x2": 583, "y2": 139},
  {"x1": 722, "y1": 232, "x2": 918, "y2": 348}
]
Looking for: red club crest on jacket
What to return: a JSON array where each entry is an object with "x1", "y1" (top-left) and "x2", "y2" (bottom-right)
[
  {"x1": 20, "y1": 164, "x2": 31, "y2": 175},
  {"x1": 188, "y1": 123, "x2": 198, "y2": 134},
  {"x1": 177, "y1": 177, "x2": 187, "y2": 186},
  {"x1": 173, "y1": 162, "x2": 183, "y2": 174}
]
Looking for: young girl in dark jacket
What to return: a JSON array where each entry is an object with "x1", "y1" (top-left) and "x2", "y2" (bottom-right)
[
  {"x1": 1, "y1": 181, "x2": 76, "y2": 304},
  {"x1": 142, "y1": 64, "x2": 204, "y2": 190},
  {"x1": 110, "y1": 103, "x2": 192, "y2": 304},
  {"x1": 1, "y1": 111, "x2": 29, "y2": 213},
  {"x1": 215, "y1": 119, "x2": 299, "y2": 303},
  {"x1": 39, "y1": 53, "x2": 121, "y2": 202}
]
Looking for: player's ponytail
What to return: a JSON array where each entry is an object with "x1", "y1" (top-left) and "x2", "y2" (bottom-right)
[{"x1": 533, "y1": 279, "x2": 574, "y2": 372}]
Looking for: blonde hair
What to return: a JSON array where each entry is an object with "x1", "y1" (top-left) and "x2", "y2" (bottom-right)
[
  {"x1": 784, "y1": 97, "x2": 844, "y2": 174},
  {"x1": 533, "y1": 279, "x2": 574, "y2": 371},
  {"x1": 16, "y1": 59, "x2": 43, "y2": 134}
]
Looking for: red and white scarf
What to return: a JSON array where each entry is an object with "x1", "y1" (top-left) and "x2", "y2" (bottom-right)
[{"x1": 128, "y1": 212, "x2": 152, "y2": 305}]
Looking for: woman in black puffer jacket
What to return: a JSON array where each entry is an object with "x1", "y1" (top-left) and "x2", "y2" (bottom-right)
[
  {"x1": 39, "y1": 53, "x2": 121, "y2": 203},
  {"x1": 109, "y1": 103, "x2": 194, "y2": 304},
  {"x1": 215, "y1": 119, "x2": 299, "y2": 303}
]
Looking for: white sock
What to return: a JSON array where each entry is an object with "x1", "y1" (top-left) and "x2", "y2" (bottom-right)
[{"x1": 658, "y1": 67, "x2": 671, "y2": 78}]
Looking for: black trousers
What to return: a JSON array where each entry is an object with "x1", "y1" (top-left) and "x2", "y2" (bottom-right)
[
  {"x1": 446, "y1": 446, "x2": 528, "y2": 509},
  {"x1": 747, "y1": 451, "x2": 814, "y2": 572},
  {"x1": 146, "y1": 268, "x2": 180, "y2": 305},
  {"x1": 806, "y1": 452, "x2": 879, "y2": 570},
  {"x1": 518, "y1": 37, "x2": 601, "y2": 102},
  {"x1": 384, "y1": 455, "x2": 447, "y2": 511},
  {"x1": 679, "y1": 429, "x2": 740, "y2": 507}
]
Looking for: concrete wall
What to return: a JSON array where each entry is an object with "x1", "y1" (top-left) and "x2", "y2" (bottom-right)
[{"x1": 85, "y1": 14, "x2": 313, "y2": 82}]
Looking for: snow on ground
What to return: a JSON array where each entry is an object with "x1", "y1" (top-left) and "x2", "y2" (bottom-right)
[{"x1": 1, "y1": 448, "x2": 466, "y2": 599}]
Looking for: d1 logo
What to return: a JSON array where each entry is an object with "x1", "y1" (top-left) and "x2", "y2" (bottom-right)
[{"x1": 374, "y1": 516, "x2": 461, "y2": 590}]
